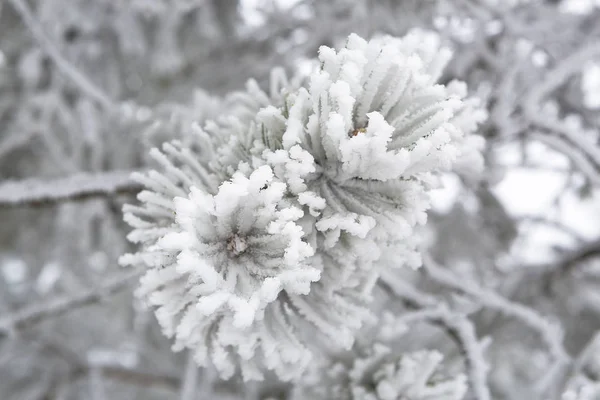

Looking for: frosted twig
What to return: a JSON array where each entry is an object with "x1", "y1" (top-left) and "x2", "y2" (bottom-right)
[
  {"x1": 379, "y1": 270, "x2": 438, "y2": 307},
  {"x1": 0, "y1": 170, "x2": 142, "y2": 207},
  {"x1": 523, "y1": 238, "x2": 600, "y2": 274},
  {"x1": 520, "y1": 41, "x2": 600, "y2": 184},
  {"x1": 531, "y1": 132, "x2": 600, "y2": 186},
  {"x1": 423, "y1": 255, "x2": 567, "y2": 358},
  {"x1": 395, "y1": 306, "x2": 491, "y2": 400},
  {"x1": 0, "y1": 269, "x2": 142, "y2": 334},
  {"x1": 423, "y1": 254, "x2": 570, "y2": 397},
  {"x1": 8, "y1": 0, "x2": 116, "y2": 110},
  {"x1": 180, "y1": 351, "x2": 199, "y2": 400},
  {"x1": 379, "y1": 273, "x2": 492, "y2": 400},
  {"x1": 443, "y1": 314, "x2": 491, "y2": 400},
  {"x1": 525, "y1": 41, "x2": 600, "y2": 110}
]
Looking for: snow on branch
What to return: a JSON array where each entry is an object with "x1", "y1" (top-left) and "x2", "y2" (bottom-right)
[
  {"x1": 0, "y1": 270, "x2": 142, "y2": 334},
  {"x1": 0, "y1": 170, "x2": 142, "y2": 207}
]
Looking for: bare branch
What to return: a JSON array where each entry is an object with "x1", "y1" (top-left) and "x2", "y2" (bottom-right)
[{"x1": 0, "y1": 170, "x2": 142, "y2": 208}]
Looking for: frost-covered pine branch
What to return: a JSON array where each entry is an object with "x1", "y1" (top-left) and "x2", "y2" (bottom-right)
[{"x1": 121, "y1": 29, "x2": 486, "y2": 382}]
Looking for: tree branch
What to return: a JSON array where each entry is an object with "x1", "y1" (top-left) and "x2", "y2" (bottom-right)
[{"x1": 0, "y1": 170, "x2": 142, "y2": 208}]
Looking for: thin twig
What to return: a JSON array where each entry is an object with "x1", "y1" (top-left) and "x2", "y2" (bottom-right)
[
  {"x1": 180, "y1": 351, "x2": 199, "y2": 400},
  {"x1": 0, "y1": 170, "x2": 141, "y2": 208}
]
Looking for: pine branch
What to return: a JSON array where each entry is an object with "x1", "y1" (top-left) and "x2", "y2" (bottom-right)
[
  {"x1": 0, "y1": 270, "x2": 142, "y2": 334},
  {"x1": 0, "y1": 170, "x2": 142, "y2": 208}
]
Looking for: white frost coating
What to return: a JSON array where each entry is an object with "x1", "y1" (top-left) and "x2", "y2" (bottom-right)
[
  {"x1": 122, "y1": 29, "x2": 486, "y2": 382},
  {"x1": 262, "y1": 30, "x2": 485, "y2": 245},
  {"x1": 127, "y1": 165, "x2": 320, "y2": 380},
  {"x1": 151, "y1": 166, "x2": 319, "y2": 378}
]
